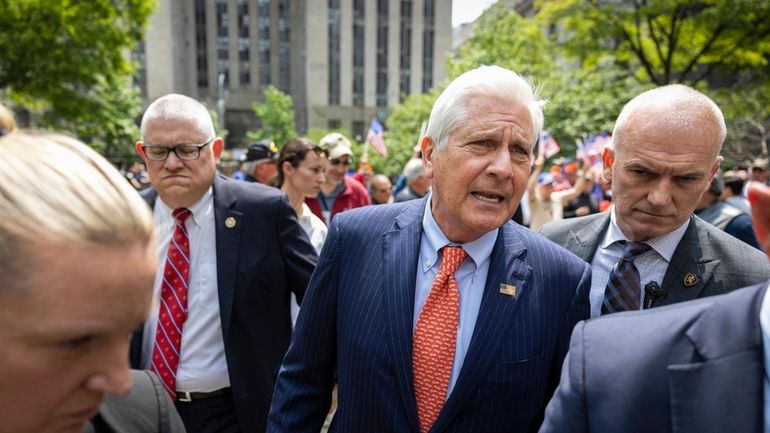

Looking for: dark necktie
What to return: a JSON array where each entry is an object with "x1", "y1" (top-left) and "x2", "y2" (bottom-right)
[
  {"x1": 413, "y1": 246, "x2": 467, "y2": 433},
  {"x1": 150, "y1": 208, "x2": 192, "y2": 399},
  {"x1": 601, "y1": 241, "x2": 651, "y2": 314}
]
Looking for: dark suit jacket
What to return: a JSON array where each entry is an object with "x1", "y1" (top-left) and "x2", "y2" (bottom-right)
[
  {"x1": 539, "y1": 212, "x2": 770, "y2": 306},
  {"x1": 130, "y1": 175, "x2": 318, "y2": 433},
  {"x1": 539, "y1": 281, "x2": 767, "y2": 433},
  {"x1": 268, "y1": 197, "x2": 591, "y2": 433},
  {"x1": 84, "y1": 370, "x2": 185, "y2": 433}
]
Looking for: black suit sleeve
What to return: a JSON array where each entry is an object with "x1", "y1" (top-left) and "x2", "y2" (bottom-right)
[{"x1": 276, "y1": 193, "x2": 318, "y2": 304}]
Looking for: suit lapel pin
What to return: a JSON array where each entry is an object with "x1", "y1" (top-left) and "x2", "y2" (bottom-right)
[
  {"x1": 225, "y1": 216, "x2": 237, "y2": 229},
  {"x1": 499, "y1": 284, "x2": 516, "y2": 297},
  {"x1": 683, "y1": 273, "x2": 699, "y2": 287}
]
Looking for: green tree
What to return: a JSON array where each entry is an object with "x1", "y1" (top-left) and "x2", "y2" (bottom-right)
[
  {"x1": 0, "y1": 0, "x2": 155, "y2": 158},
  {"x1": 447, "y1": 3, "x2": 556, "y2": 80},
  {"x1": 248, "y1": 85, "x2": 297, "y2": 147},
  {"x1": 536, "y1": 0, "x2": 770, "y2": 86}
]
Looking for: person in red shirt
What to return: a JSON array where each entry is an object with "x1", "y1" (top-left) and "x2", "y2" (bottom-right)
[{"x1": 306, "y1": 132, "x2": 371, "y2": 225}]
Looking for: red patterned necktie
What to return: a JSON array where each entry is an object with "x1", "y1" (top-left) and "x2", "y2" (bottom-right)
[
  {"x1": 413, "y1": 245, "x2": 468, "y2": 433},
  {"x1": 150, "y1": 208, "x2": 192, "y2": 399}
]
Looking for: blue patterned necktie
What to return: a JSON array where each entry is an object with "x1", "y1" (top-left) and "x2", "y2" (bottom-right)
[{"x1": 601, "y1": 241, "x2": 651, "y2": 314}]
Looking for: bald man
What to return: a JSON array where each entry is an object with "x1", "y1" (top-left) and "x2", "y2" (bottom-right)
[{"x1": 540, "y1": 85, "x2": 770, "y2": 317}]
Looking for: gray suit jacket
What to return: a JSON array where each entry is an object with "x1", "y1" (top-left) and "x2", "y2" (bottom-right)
[
  {"x1": 83, "y1": 370, "x2": 185, "y2": 433},
  {"x1": 539, "y1": 281, "x2": 767, "y2": 433},
  {"x1": 539, "y1": 212, "x2": 770, "y2": 306}
]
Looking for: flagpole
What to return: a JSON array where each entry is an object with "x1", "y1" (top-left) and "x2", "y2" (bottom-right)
[{"x1": 362, "y1": 140, "x2": 369, "y2": 161}]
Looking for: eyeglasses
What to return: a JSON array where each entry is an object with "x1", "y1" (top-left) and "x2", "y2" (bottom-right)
[
  {"x1": 141, "y1": 139, "x2": 214, "y2": 161},
  {"x1": 329, "y1": 157, "x2": 352, "y2": 166}
]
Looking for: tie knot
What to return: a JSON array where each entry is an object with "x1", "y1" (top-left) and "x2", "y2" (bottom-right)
[
  {"x1": 439, "y1": 246, "x2": 467, "y2": 275},
  {"x1": 172, "y1": 208, "x2": 191, "y2": 223},
  {"x1": 620, "y1": 241, "x2": 650, "y2": 261}
]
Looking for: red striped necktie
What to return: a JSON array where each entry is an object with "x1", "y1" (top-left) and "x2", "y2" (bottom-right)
[{"x1": 150, "y1": 208, "x2": 192, "y2": 399}]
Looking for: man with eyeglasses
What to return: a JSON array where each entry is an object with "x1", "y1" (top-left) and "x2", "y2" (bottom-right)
[
  {"x1": 133, "y1": 93, "x2": 318, "y2": 433},
  {"x1": 306, "y1": 132, "x2": 371, "y2": 225}
]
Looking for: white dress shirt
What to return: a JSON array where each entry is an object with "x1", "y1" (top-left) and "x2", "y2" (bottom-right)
[
  {"x1": 589, "y1": 210, "x2": 689, "y2": 317},
  {"x1": 141, "y1": 188, "x2": 230, "y2": 392}
]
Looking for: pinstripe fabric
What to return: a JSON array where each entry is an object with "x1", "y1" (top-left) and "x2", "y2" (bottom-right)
[{"x1": 268, "y1": 197, "x2": 592, "y2": 433}]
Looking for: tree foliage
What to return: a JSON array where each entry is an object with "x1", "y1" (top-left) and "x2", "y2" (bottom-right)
[
  {"x1": 536, "y1": 0, "x2": 770, "y2": 86},
  {"x1": 249, "y1": 85, "x2": 297, "y2": 147},
  {"x1": 0, "y1": 0, "x2": 154, "y2": 159}
]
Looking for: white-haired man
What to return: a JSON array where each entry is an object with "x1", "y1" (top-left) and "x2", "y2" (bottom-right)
[
  {"x1": 540, "y1": 85, "x2": 770, "y2": 317},
  {"x1": 133, "y1": 94, "x2": 317, "y2": 433},
  {"x1": 0, "y1": 131, "x2": 184, "y2": 433},
  {"x1": 268, "y1": 66, "x2": 591, "y2": 433},
  {"x1": 394, "y1": 158, "x2": 430, "y2": 203}
]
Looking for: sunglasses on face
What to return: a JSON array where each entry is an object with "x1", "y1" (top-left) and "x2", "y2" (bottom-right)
[{"x1": 329, "y1": 158, "x2": 352, "y2": 166}]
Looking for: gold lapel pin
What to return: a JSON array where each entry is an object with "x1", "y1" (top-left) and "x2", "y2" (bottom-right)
[
  {"x1": 683, "y1": 273, "x2": 699, "y2": 287},
  {"x1": 499, "y1": 284, "x2": 516, "y2": 297},
  {"x1": 225, "y1": 217, "x2": 237, "y2": 229}
]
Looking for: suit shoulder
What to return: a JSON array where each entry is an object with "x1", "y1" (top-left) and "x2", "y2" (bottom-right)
[
  {"x1": 334, "y1": 201, "x2": 417, "y2": 228},
  {"x1": 506, "y1": 223, "x2": 590, "y2": 272},
  {"x1": 692, "y1": 217, "x2": 770, "y2": 270},
  {"x1": 538, "y1": 213, "x2": 605, "y2": 240},
  {"x1": 585, "y1": 281, "x2": 765, "y2": 339}
]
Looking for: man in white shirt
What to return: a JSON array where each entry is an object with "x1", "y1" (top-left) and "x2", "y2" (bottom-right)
[
  {"x1": 540, "y1": 180, "x2": 770, "y2": 433},
  {"x1": 132, "y1": 93, "x2": 317, "y2": 433}
]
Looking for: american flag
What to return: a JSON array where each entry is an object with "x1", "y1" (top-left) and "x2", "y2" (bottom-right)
[
  {"x1": 540, "y1": 131, "x2": 560, "y2": 158},
  {"x1": 367, "y1": 117, "x2": 387, "y2": 156}
]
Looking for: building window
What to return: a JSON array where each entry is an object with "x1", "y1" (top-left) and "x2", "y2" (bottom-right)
[
  {"x1": 352, "y1": 0, "x2": 365, "y2": 107},
  {"x1": 328, "y1": 119, "x2": 341, "y2": 130},
  {"x1": 258, "y1": 0, "x2": 271, "y2": 85},
  {"x1": 217, "y1": 0, "x2": 229, "y2": 86},
  {"x1": 238, "y1": 0, "x2": 250, "y2": 85},
  {"x1": 376, "y1": 0, "x2": 388, "y2": 109},
  {"x1": 422, "y1": 0, "x2": 435, "y2": 92},
  {"x1": 278, "y1": 0, "x2": 291, "y2": 92},
  {"x1": 328, "y1": 0, "x2": 341, "y2": 105},
  {"x1": 399, "y1": 0, "x2": 413, "y2": 100},
  {"x1": 352, "y1": 120, "x2": 365, "y2": 140},
  {"x1": 195, "y1": 0, "x2": 208, "y2": 88},
  {"x1": 132, "y1": 41, "x2": 147, "y2": 97}
]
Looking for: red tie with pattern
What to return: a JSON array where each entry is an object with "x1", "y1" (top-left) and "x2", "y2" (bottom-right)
[
  {"x1": 413, "y1": 245, "x2": 468, "y2": 433},
  {"x1": 150, "y1": 208, "x2": 192, "y2": 400}
]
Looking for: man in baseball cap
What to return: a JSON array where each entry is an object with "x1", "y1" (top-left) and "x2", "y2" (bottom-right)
[
  {"x1": 306, "y1": 132, "x2": 370, "y2": 225},
  {"x1": 242, "y1": 139, "x2": 279, "y2": 184}
]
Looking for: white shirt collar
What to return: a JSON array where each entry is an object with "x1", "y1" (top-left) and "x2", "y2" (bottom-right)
[{"x1": 603, "y1": 208, "x2": 690, "y2": 263}]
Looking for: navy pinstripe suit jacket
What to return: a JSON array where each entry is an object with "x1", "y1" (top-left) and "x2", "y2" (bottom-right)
[{"x1": 268, "y1": 197, "x2": 591, "y2": 433}]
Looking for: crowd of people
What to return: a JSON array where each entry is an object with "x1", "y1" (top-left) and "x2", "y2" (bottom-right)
[{"x1": 2, "y1": 63, "x2": 770, "y2": 433}]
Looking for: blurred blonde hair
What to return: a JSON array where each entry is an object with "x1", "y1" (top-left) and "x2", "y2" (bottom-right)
[
  {"x1": 0, "y1": 132, "x2": 154, "y2": 290},
  {"x1": 0, "y1": 103, "x2": 17, "y2": 134}
]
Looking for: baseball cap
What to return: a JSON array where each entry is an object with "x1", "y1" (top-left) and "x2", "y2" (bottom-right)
[
  {"x1": 320, "y1": 132, "x2": 354, "y2": 161},
  {"x1": 751, "y1": 158, "x2": 768, "y2": 171},
  {"x1": 537, "y1": 173, "x2": 554, "y2": 185},
  {"x1": 243, "y1": 140, "x2": 278, "y2": 163}
]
